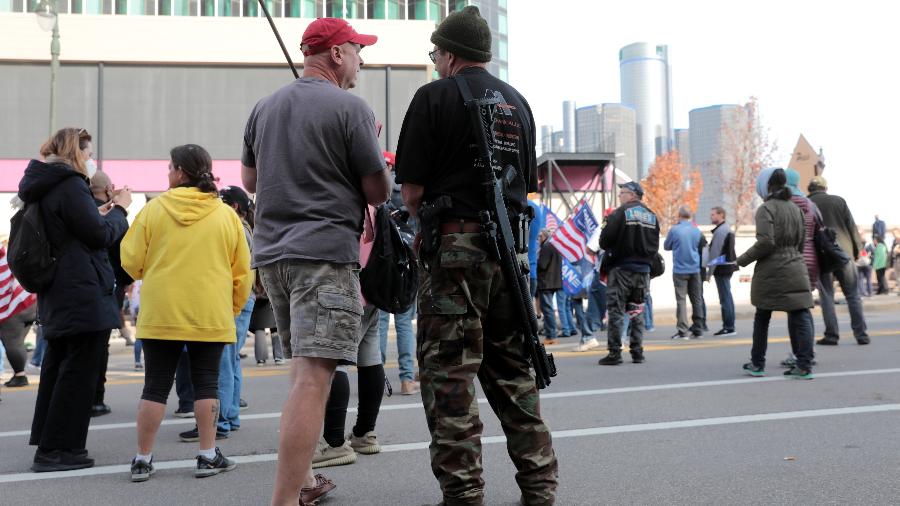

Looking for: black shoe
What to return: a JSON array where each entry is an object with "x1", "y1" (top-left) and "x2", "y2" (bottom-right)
[
  {"x1": 4, "y1": 375, "x2": 28, "y2": 388},
  {"x1": 856, "y1": 335, "x2": 871, "y2": 345},
  {"x1": 195, "y1": 447, "x2": 236, "y2": 478},
  {"x1": 90, "y1": 404, "x2": 111, "y2": 417},
  {"x1": 784, "y1": 366, "x2": 814, "y2": 380},
  {"x1": 742, "y1": 362, "x2": 765, "y2": 377},
  {"x1": 631, "y1": 353, "x2": 645, "y2": 364},
  {"x1": 130, "y1": 457, "x2": 155, "y2": 482},
  {"x1": 238, "y1": 353, "x2": 248, "y2": 359},
  {"x1": 670, "y1": 333, "x2": 688, "y2": 340},
  {"x1": 179, "y1": 426, "x2": 229, "y2": 442},
  {"x1": 32, "y1": 448, "x2": 95, "y2": 473},
  {"x1": 598, "y1": 352, "x2": 623, "y2": 366},
  {"x1": 714, "y1": 329, "x2": 737, "y2": 337},
  {"x1": 173, "y1": 407, "x2": 195, "y2": 418},
  {"x1": 690, "y1": 333, "x2": 703, "y2": 339},
  {"x1": 239, "y1": 398, "x2": 248, "y2": 411},
  {"x1": 816, "y1": 338, "x2": 839, "y2": 346}
]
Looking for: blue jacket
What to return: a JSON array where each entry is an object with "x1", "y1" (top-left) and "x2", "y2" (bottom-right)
[
  {"x1": 664, "y1": 220, "x2": 702, "y2": 275},
  {"x1": 18, "y1": 160, "x2": 129, "y2": 339}
]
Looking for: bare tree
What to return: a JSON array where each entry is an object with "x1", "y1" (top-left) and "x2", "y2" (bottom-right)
[{"x1": 721, "y1": 97, "x2": 778, "y2": 233}]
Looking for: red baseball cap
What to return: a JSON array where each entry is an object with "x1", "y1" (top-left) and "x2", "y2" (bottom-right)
[{"x1": 301, "y1": 18, "x2": 378, "y2": 56}]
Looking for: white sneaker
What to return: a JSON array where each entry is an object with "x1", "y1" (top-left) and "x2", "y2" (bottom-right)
[
  {"x1": 311, "y1": 438, "x2": 357, "y2": 468},
  {"x1": 347, "y1": 431, "x2": 381, "y2": 455},
  {"x1": 573, "y1": 338, "x2": 600, "y2": 352}
]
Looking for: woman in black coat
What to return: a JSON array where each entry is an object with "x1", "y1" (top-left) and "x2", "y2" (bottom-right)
[{"x1": 17, "y1": 128, "x2": 132, "y2": 472}]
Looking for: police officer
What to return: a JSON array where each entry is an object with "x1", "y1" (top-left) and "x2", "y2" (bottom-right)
[
  {"x1": 598, "y1": 182, "x2": 660, "y2": 365},
  {"x1": 395, "y1": 6, "x2": 558, "y2": 506}
]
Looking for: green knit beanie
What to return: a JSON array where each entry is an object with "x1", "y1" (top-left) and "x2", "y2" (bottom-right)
[{"x1": 430, "y1": 6, "x2": 492, "y2": 63}]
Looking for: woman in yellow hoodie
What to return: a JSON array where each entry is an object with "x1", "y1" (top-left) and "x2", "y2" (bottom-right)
[{"x1": 120, "y1": 144, "x2": 252, "y2": 482}]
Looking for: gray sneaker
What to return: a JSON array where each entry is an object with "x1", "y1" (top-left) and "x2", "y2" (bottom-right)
[
  {"x1": 194, "y1": 448, "x2": 236, "y2": 478},
  {"x1": 347, "y1": 431, "x2": 382, "y2": 455},
  {"x1": 311, "y1": 438, "x2": 357, "y2": 468}
]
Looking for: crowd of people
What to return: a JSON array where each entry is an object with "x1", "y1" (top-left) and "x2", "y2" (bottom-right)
[{"x1": 1, "y1": 7, "x2": 897, "y2": 506}]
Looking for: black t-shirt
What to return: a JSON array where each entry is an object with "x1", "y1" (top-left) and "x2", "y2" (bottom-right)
[{"x1": 395, "y1": 67, "x2": 538, "y2": 220}]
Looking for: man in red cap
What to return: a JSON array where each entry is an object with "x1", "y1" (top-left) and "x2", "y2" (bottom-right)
[{"x1": 241, "y1": 16, "x2": 390, "y2": 506}]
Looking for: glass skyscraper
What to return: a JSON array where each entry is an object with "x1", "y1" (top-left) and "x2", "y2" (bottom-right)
[
  {"x1": 619, "y1": 42, "x2": 673, "y2": 179},
  {"x1": 689, "y1": 104, "x2": 744, "y2": 220},
  {"x1": 575, "y1": 103, "x2": 637, "y2": 180}
]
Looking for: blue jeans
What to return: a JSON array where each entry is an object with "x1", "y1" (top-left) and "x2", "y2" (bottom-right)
[
  {"x1": 30, "y1": 325, "x2": 47, "y2": 367},
  {"x1": 714, "y1": 273, "x2": 735, "y2": 331},
  {"x1": 378, "y1": 305, "x2": 416, "y2": 382},
  {"x1": 556, "y1": 291, "x2": 574, "y2": 334},
  {"x1": 539, "y1": 290, "x2": 559, "y2": 339},
  {"x1": 587, "y1": 279, "x2": 607, "y2": 332},
  {"x1": 218, "y1": 296, "x2": 255, "y2": 432},
  {"x1": 571, "y1": 298, "x2": 591, "y2": 341}
]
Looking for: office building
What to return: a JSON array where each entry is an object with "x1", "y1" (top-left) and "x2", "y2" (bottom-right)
[
  {"x1": 575, "y1": 103, "x2": 637, "y2": 180},
  {"x1": 674, "y1": 128, "x2": 690, "y2": 172},
  {"x1": 619, "y1": 41, "x2": 673, "y2": 179},
  {"x1": 689, "y1": 104, "x2": 744, "y2": 220}
]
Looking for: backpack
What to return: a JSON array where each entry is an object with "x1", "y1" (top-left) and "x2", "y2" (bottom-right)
[
  {"x1": 7, "y1": 202, "x2": 62, "y2": 293},
  {"x1": 360, "y1": 205, "x2": 418, "y2": 313},
  {"x1": 812, "y1": 209, "x2": 850, "y2": 274},
  {"x1": 650, "y1": 252, "x2": 666, "y2": 278}
]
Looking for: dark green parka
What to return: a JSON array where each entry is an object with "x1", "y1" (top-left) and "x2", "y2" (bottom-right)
[{"x1": 737, "y1": 198, "x2": 814, "y2": 311}]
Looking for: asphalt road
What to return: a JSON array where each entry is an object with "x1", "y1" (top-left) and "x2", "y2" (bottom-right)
[{"x1": 1, "y1": 299, "x2": 899, "y2": 505}]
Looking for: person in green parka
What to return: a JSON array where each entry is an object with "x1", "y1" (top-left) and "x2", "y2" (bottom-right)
[
  {"x1": 873, "y1": 235, "x2": 889, "y2": 294},
  {"x1": 737, "y1": 168, "x2": 815, "y2": 379}
]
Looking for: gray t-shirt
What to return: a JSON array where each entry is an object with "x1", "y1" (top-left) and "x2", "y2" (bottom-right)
[{"x1": 243, "y1": 77, "x2": 385, "y2": 267}]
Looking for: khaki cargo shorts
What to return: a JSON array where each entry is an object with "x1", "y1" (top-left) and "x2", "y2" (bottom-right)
[{"x1": 258, "y1": 260, "x2": 363, "y2": 364}]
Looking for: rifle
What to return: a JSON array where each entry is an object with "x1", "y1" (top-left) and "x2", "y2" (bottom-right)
[
  {"x1": 452, "y1": 75, "x2": 556, "y2": 389},
  {"x1": 257, "y1": 0, "x2": 299, "y2": 79}
]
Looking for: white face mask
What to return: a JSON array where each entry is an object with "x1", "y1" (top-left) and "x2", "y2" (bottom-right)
[{"x1": 86, "y1": 159, "x2": 97, "y2": 179}]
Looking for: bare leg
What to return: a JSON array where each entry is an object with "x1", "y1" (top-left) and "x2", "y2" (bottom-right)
[
  {"x1": 270, "y1": 357, "x2": 336, "y2": 506},
  {"x1": 136, "y1": 400, "x2": 166, "y2": 455},
  {"x1": 194, "y1": 398, "x2": 219, "y2": 449}
]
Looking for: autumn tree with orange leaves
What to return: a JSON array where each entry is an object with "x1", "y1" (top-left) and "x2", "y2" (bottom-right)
[{"x1": 641, "y1": 150, "x2": 703, "y2": 234}]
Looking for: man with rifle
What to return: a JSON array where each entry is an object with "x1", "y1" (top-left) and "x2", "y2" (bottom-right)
[{"x1": 395, "y1": 6, "x2": 558, "y2": 506}]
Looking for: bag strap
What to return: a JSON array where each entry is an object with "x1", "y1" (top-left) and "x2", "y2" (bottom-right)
[{"x1": 452, "y1": 74, "x2": 476, "y2": 104}]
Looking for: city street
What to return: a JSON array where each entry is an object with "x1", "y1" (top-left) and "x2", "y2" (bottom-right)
[{"x1": 1, "y1": 298, "x2": 899, "y2": 505}]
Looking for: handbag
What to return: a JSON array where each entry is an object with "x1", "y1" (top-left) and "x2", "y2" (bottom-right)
[
  {"x1": 360, "y1": 205, "x2": 419, "y2": 313},
  {"x1": 813, "y1": 209, "x2": 850, "y2": 274}
]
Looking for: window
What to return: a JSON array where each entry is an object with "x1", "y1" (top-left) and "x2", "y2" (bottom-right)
[
  {"x1": 407, "y1": 0, "x2": 426, "y2": 19},
  {"x1": 242, "y1": 0, "x2": 257, "y2": 16},
  {"x1": 220, "y1": 0, "x2": 239, "y2": 15},
  {"x1": 499, "y1": 67, "x2": 508, "y2": 82},
  {"x1": 498, "y1": 12, "x2": 507, "y2": 35},
  {"x1": 115, "y1": 0, "x2": 127, "y2": 13},
  {"x1": 385, "y1": 0, "x2": 401, "y2": 18},
  {"x1": 428, "y1": 0, "x2": 444, "y2": 21},
  {"x1": 325, "y1": 0, "x2": 341, "y2": 16},
  {"x1": 344, "y1": 0, "x2": 364, "y2": 17},
  {"x1": 201, "y1": 0, "x2": 213, "y2": 15},
  {"x1": 499, "y1": 39, "x2": 507, "y2": 60},
  {"x1": 129, "y1": 0, "x2": 156, "y2": 14},
  {"x1": 448, "y1": 0, "x2": 466, "y2": 12},
  {"x1": 157, "y1": 0, "x2": 170, "y2": 14}
]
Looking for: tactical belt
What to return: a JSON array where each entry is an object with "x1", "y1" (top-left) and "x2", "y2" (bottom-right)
[{"x1": 439, "y1": 220, "x2": 481, "y2": 234}]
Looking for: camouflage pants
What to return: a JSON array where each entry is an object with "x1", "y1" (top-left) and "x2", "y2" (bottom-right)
[{"x1": 417, "y1": 233, "x2": 558, "y2": 506}]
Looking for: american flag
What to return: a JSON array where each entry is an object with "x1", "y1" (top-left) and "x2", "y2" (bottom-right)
[
  {"x1": 549, "y1": 202, "x2": 599, "y2": 263},
  {"x1": 542, "y1": 205, "x2": 559, "y2": 232},
  {"x1": 0, "y1": 247, "x2": 37, "y2": 321}
]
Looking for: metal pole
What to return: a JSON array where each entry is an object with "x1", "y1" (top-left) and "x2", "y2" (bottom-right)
[
  {"x1": 49, "y1": 18, "x2": 60, "y2": 135},
  {"x1": 384, "y1": 65, "x2": 391, "y2": 151},
  {"x1": 257, "y1": 0, "x2": 299, "y2": 79},
  {"x1": 97, "y1": 62, "x2": 104, "y2": 170}
]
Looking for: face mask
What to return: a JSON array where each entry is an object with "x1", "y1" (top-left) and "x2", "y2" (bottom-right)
[{"x1": 86, "y1": 159, "x2": 98, "y2": 179}]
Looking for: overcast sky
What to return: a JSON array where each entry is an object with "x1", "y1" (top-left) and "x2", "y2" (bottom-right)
[{"x1": 506, "y1": 0, "x2": 899, "y2": 229}]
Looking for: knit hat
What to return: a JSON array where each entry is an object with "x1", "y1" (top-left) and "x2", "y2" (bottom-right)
[
  {"x1": 755, "y1": 167, "x2": 777, "y2": 200},
  {"x1": 785, "y1": 168, "x2": 804, "y2": 197},
  {"x1": 430, "y1": 6, "x2": 492, "y2": 63}
]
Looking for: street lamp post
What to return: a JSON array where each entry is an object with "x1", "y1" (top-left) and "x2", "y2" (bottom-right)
[{"x1": 35, "y1": 0, "x2": 59, "y2": 136}]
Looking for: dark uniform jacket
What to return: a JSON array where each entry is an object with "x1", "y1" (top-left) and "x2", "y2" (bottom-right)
[
  {"x1": 18, "y1": 160, "x2": 129, "y2": 338},
  {"x1": 599, "y1": 200, "x2": 660, "y2": 271}
]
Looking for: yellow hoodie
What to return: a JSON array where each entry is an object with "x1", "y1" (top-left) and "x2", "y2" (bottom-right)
[{"x1": 121, "y1": 187, "x2": 252, "y2": 343}]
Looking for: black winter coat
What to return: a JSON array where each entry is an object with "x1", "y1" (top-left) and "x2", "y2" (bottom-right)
[
  {"x1": 537, "y1": 241, "x2": 563, "y2": 291},
  {"x1": 18, "y1": 160, "x2": 129, "y2": 339}
]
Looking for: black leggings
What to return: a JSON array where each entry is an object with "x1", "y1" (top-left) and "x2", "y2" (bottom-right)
[{"x1": 140, "y1": 339, "x2": 224, "y2": 404}]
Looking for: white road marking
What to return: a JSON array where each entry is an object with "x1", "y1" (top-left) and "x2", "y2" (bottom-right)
[
  {"x1": 2, "y1": 402, "x2": 898, "y2": 483},
  {"x1": 2, "y1": 367, "x2": 899, "y2": 439}
]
